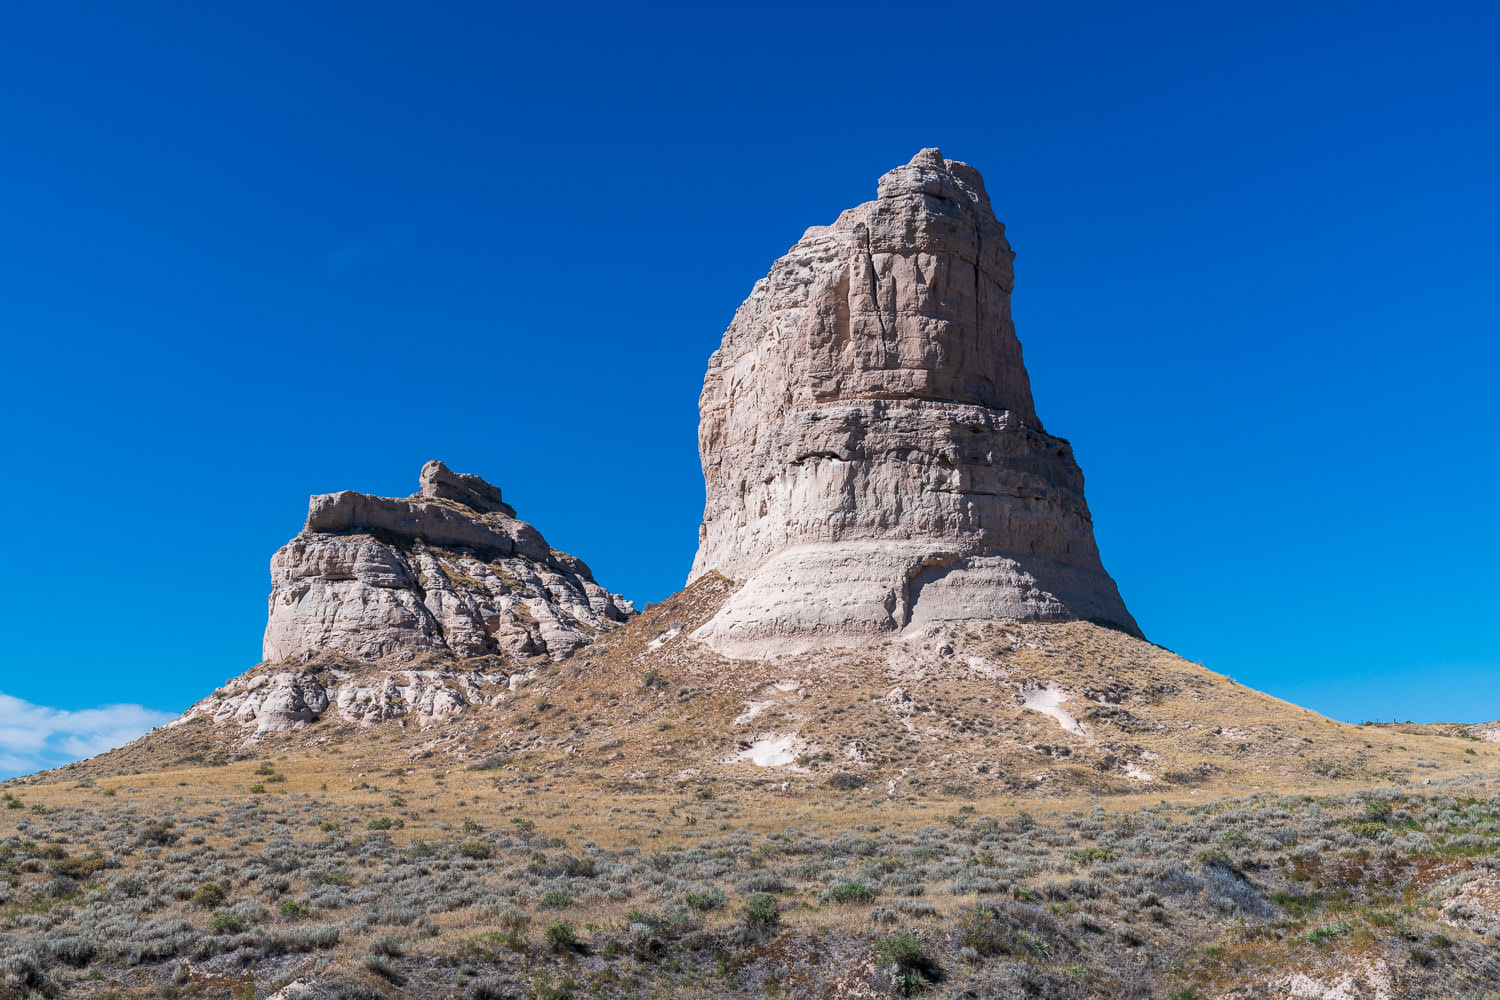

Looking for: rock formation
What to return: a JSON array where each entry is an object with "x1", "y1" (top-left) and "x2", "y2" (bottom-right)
[
  {"x1": 689, "y1": 148, "x2": 1139, "y2": 654},
  {"x1": 185, "y1": 662, "x2": 515, "y2": 737},
  {"x1": 263, "y1": 461, "x2": 633, "y2": 663}
]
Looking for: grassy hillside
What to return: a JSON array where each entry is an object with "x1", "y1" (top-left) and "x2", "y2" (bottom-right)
[{"x1": 5, "y1": 578, "x2": 1499, "y2": 997}]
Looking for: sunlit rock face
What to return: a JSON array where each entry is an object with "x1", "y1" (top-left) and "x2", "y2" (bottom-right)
[
  {"x1": 263, "y1": 461, "x2": 633, "y2": 664},
  {"x1": 690, "y1": 149, "x2": 1138, "y2": 655}
]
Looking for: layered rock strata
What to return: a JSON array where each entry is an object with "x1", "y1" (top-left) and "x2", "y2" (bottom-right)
[
  {"x1": 690, "y1": 148, "x2": 1139, "y2": 654},
  {"x1": 181, "y1": 662, "x2": 515, "y2": 738},
  {"x1": 264, "y1": 461, "x2": 633, "y2": 663}
]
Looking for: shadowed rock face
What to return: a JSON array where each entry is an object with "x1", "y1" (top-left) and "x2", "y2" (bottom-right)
[
  {"x1": 263, "y1": 461, "x2": 633, "y2": 663},
  {"x1": 690, "y1": 149, "x2": 1139, "y2": 655}
]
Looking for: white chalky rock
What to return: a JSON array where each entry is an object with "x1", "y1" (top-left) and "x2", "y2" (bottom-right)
[
  {"x1": 690, "y1": 149, "x2": 1138, "y2": 655},
  {"x1": 263, "y1": 461, "x2": 633, "y2": 663}
]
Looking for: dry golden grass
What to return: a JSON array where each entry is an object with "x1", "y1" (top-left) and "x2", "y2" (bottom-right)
[
  {"x1": 6, "y1": 578, "x2": 1499, "y2": 997},
  {"x1": 6, "y1": 750, "x2": 1500, "y2": 998}
]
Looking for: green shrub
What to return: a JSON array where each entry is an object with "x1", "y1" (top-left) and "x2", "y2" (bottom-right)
[
  {"x1": 560, "y1": 855, "x2": 595, "y2": 877},
  {"x1": 543, "y1": 920, "x2": 578, "y2": 953},
  {"x1": 367, "y1": 816, "x2": 403, "y2": 830},
  {"x1": 192, "y1": 882, "x2": 227, "y2": 908},
  {"x1": 458, "y1": 840, "x2": 492, "y2": 860},
  {"x1": 879, "y1": 931, "x2": 926, "y2": 964},
  {"x1": 875, "y1": 931, "x2": 936, "y2": 995},
  {"x1": 140, "y1": 822, "x2": 179, "y2": 845},
  {"x1": 741, "y1": 893, "x2": 780, "y2": 928},
  {"x1": 1271, "y1": 890, "x2": 1321, "y2": 917},
  {"x1": 956, "y1": 906, "x2": 1003, "y2": 956},
  {"x1": 51, "y1": 854, "x2": 106, "y2": 879},
  {"x1": 830, "y1": 881, "x2": 878, "y2": 904},
  {"x1": 538, "y1": 891, "x2": 575, "y2": 908},
  {"x1": 827, "y1": 772, "x2": 867, "y2": 791},
  {"x1": 209, "y1": 912, "x2": 246, "y2": 934},
  {"x1": 685, "y1": 887, "x2": 727, "y2": 912}
]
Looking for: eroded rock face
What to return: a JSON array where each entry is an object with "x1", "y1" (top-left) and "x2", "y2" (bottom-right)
[
  {"x1": 205, "y1": 665, "x2": 510, "y2": 737},
  {"x1": 690, "y1": 149, "x2": 1138, "y2": 654},
  {"x1": 264, "y1": 461, "x2": 633, "y2": 663}
]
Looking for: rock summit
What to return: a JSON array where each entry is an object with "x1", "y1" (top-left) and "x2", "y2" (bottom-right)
[
  {"x1": 689, "y1": 148, "x2": 1139, "y2": 654},
  {"x1": 263, "y1": 460, "x2": 633, "y2": 663}
]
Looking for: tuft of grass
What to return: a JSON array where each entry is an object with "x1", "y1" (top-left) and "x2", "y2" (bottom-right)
[{"x1": 1306, "y1": 919, "x2": 1354, "y2": 944}]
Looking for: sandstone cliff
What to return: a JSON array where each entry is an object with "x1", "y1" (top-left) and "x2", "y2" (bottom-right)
[
  {"x1": 690, "y1": 148, "x2": 1138, "y2": 654},
  {"x1": 263, "y1": 460, "x2": 633, "y2": 664}
]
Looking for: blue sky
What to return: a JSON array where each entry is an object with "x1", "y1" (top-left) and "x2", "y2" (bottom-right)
[{"x1": 1, "y1": 1, "x2": 1496, "y2": 777}]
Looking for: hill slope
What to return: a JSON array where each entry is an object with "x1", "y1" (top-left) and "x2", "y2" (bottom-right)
[{"x1": 56, "y1": 574, "x2": 1497, "y2": 800}]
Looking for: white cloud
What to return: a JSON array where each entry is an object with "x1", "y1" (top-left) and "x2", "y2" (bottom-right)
[{"x1": 0, "y1": 692, "x2": 175, "y2": 780}]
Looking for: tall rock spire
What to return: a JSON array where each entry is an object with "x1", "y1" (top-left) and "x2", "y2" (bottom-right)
[{"x1": 690, "y1": 149, "x2": 1139, "y2": 655}]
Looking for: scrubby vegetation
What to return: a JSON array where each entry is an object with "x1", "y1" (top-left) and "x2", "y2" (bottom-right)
[
  {"x1": 4, "y1": 768, "x2": 1500, "y2": 998},
  {"x1": 5, "y1": 595, "x2": 1498, "y2": 997}
]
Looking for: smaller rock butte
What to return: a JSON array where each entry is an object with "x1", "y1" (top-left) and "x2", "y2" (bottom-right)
[
  {"x1": 690, "y1": 148, "x2": 1139, "y2": 655},
  {"x1": 263, "y1": 460, "x2": 633, "y2": 664}
]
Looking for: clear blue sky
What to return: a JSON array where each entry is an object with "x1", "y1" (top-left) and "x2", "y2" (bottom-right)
[{"x1": 2, "y1": 1, "x2": 1496, "y2": 775}]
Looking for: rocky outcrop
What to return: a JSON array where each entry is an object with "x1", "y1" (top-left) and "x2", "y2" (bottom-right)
[
  {"x1": 690, "y1": 149, "x2": 1138, "y2": 655},
  {"x1": 264, "y1": 461, "x2": 633, "y2": 663},
  {"x1": 193, "y1": 662, "x2": 512, "y2": 737}
]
